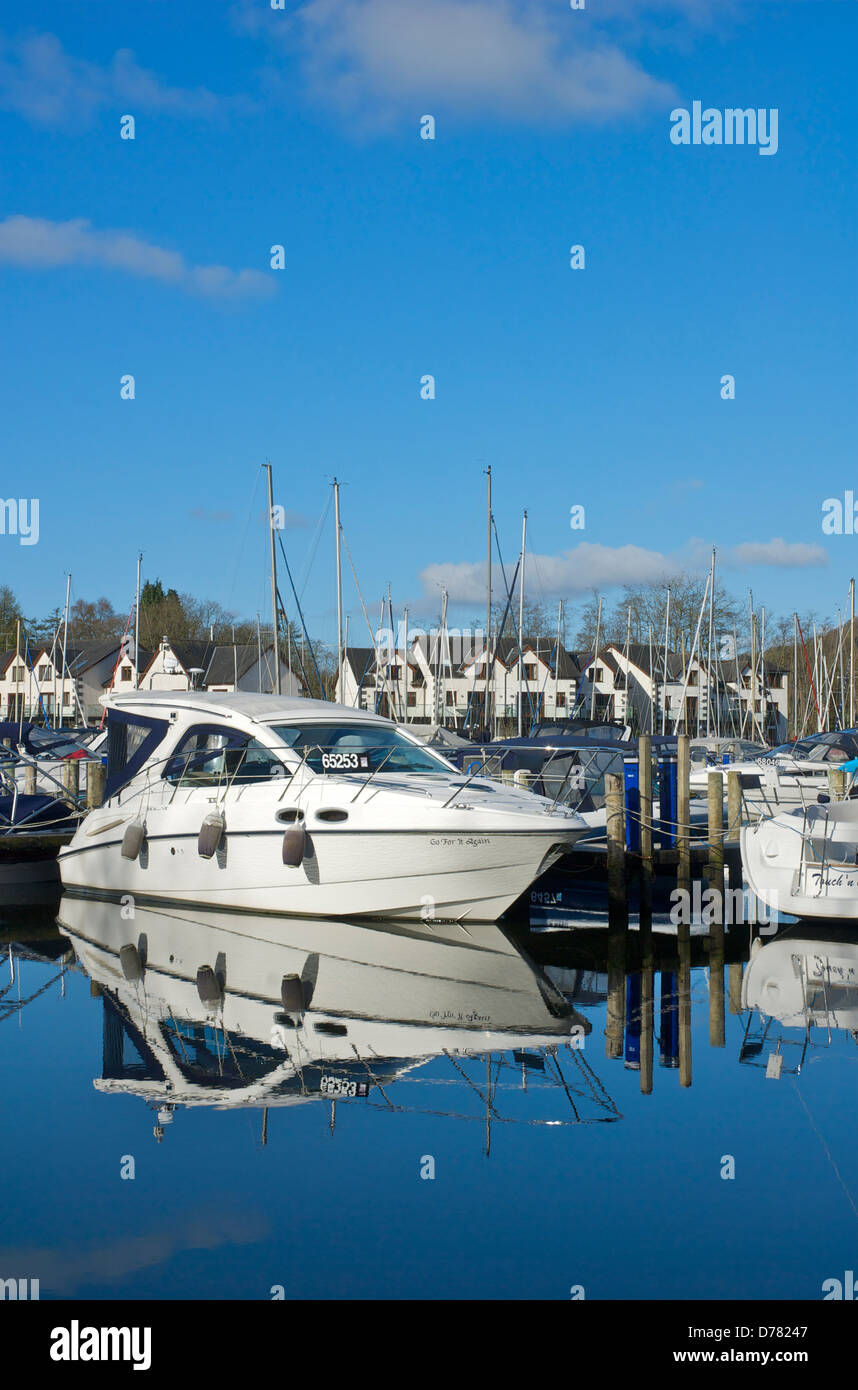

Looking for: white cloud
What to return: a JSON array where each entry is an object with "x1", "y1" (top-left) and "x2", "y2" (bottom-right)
[
  {"x1": 729, "y1": 538, "x2": 828, "y2": 570},
  {"x1": 421, "y1": 534, "x2": 828, "y2": 603},
  {"x1": 0, "y1": 30, "x2": 239, "y2": 125},
  {"x1": 421, "y1": 543, "x2": 674, "y2": 602},
  {"x1": 246, "y1": 0, "x2": 676, "y2": 129},
  {"x1": 0, "y1": 216, "x2": 274, "y2": 301}
]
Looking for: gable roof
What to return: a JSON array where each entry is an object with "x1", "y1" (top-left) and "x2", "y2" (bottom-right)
[{"x1": 68, "y1": 640, "x2": 153, "y2": 676}]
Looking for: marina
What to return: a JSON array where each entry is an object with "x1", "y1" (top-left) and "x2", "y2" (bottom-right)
[
  {"x1": 1, "y1": 0, "x2": 854, "y2": 1341},
  {"x1": 6, "y1": 475, "x2": 858, "y2": 1314}
]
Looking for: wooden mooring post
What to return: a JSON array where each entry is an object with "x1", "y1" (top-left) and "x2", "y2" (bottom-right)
[
  {"x1": 605, "y1": 772, "x2": 627, "y2": 1059},
  {"x1": 676, "y1": 734, "x2": 691, "y2": 894},
  {"x1": 676, "y1": 735, "x2": 692, "y2": 1085},
  {"x1": 63, "y1": 758, "x2": 80, "y2": 801},
  {"x1": 707, "y1": 771, "x2": 725, "y2": 1048},
  {"x1": 87, "y1": 762, "x2": 106, "y2": 809},
  {"x1": 638, "y1": 735, "x2": 653, "y2": 932},
  {"x1": 728, "y1": 961, "x2": 743, "y2": 1014},
  {"x1": 23, "y1": 762, "x2": 36, "y2": 796},
  {"x1": 724, "y1": 768, "x2": 744, "y2": 890}
]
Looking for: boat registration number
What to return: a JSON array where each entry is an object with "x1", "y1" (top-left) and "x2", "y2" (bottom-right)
[
  {"x1": 319, "y1": 1076, "x2": 371, "y2": 1097},
  {"x1": 320, "y1": 753, "x2": 371, "y2": 771}
]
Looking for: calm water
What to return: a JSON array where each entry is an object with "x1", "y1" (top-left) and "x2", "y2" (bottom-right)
[{"x1": 2, "y1": 888, "x2": 858, "y2": 1302}]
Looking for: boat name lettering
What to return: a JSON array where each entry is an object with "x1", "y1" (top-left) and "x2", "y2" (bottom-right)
[
  {"x1": 428, "y1": 1009, "x2": 491, "y2": 1024},
  {"x1": 429, "y1": 836, "x2": 489, "y2": 848}
]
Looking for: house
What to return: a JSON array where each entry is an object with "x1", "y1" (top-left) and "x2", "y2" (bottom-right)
[
  {"x1": 576, "y1": 643, "x2": 788, "y2": 738},
  {"x1": 67, "y1": 639, "x2": 153, "y2": 723},
  {"x1": 139, "y1": 636, "x2": 304, "y2": 698},
  {"x1": 0, "y1": 646, "x2": 83, "y2": 725},
  {"x1": 335, "y1": 635, "x2": 582, "y2": 731}
]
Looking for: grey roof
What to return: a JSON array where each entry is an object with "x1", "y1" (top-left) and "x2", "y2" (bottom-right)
[
  {"x1": 67, "y1": 640, "x2": 154, "y2": 676},
  {"x1": 140, "y1": 641, "x2": 285, "y2": 688},
  {"x1": 104, "y1": 691, "x2": 389, "y2": 725},
  {"x1": 343, "y1": 648, "x2": 376, "y2": 682},
  {"x1": 613, "y1": 643, "x2": 685, "y2": 680}
]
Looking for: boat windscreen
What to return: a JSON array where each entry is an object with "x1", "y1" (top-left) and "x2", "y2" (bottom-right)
[{"x1": 270, "y1": 723, "x2": 452, "y2": 774}]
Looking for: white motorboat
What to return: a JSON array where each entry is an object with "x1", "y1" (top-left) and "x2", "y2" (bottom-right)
[
  {"x1": 742, "y1": 798, "x2": 858, "y2": 921},
  {"x1": 59, "y1": 693, "x2": 589, "y2": 921},
  {"x1": 56, "y1": 895, "x2": 604, "y2": 1130},
  {"x1": 690, "y1": 729, "x2": 858, "y2": 811}
]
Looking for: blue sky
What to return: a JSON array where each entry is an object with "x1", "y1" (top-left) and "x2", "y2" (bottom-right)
[{"x1": 0, "y1": 0, "x2": 855, "y2": 644}]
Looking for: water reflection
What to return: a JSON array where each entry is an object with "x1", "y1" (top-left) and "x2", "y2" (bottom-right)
[
  {"x1": 56, "y1": 895, "x2": 620, "y2": 1149},
  {"x1": 740, "y1": 923, "x2": 858, "y2": 1076}
]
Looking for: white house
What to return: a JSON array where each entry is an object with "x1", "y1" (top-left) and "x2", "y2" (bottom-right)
[
  {"x1": 0, "y1": 646, "x2": 83, "y2": 725},
  {"x1": 139, "y1": 636, "x2": 304, "y2": 698},
  {"x1": 336, "y1": 636, "x2": 582, "y2": 732}
]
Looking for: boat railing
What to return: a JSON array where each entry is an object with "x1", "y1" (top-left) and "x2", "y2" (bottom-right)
[
  {"x1": 0, "y1": 745, "x2": 84, "y2": 832},
  {"x1": 112, "y1": 740, "x2": 596, "y2": 816}
]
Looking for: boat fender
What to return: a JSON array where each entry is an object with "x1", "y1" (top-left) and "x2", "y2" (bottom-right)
[
  {"x1": 121, "y1": 819, "x2": 146, "y2": 860},
  {"x1": 119, "y1": 943, "x2": 144, "y2": 983},
  {"x1": 282, "y1": 824, "x2": 306, "y2": 866},
  {"x1": 280, "y1": 974, "x2": 305, "y2": 1013},
  {"x1": 196, "y1": 964, "x2": 224, "y2": 1008},
  {"x1": 198, "y1": 811, "x2": 225, "y2": 858}
]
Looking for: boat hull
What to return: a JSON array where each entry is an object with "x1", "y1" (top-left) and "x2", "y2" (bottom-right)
[
  {"x1": 741, "y1": 806, "x2": 858, "y2": 921},
  {"x1": 59, "y1": 823, "x2": 581, "y2": 921}
]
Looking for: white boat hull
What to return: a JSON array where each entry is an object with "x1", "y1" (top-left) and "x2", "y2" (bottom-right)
[
  {"x1": 60, "y1": 817, "x2": 580, "y2": 921},
  {"x1": 742, "y1": 802, "x2": 858, "y2": 921}
]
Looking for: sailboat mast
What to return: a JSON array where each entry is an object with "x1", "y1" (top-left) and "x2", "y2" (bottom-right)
[
  {"x1": 706, "y1": 548, "x2": 715, "y2": 737},
  {"x1": 555, "y1": 599, "x2": 562, "y2": 716},
  {"x1": 517, "y1": 510, "x2": 527, "y2": 736},
  {"x1": 590, "y1": 596, "x2": 602, "y2": 722},
  {"x1": 792, "y1": 612, "x2": 798, "y2": 739},
  {"x1": 265, "y1": 462, "x2": 281, "y2": 695},
  {"x1": 485, "y1": 466, "x2": 492, "y2": 735},
  {"x1": 845, "y1": 575, "x2": 851, "y2": 728},
  {"x1": 134, "y1": 553, "x2": 142, "y2": 690},
  {"x1": 648, "y1": 623, "x2": 655, "y2": 733},
  {"x1": 661, "y1": 585, "x2": 671, "y2": 735},
  {"x1": 60, "y1": 572, "x2": 71, "y2": 725},
  {"x1": 403, "y1": 606, "x2": 409, "y2": 724},
  {"x1": 334, "y1": 478, "x2": 343, "y2": 704}
]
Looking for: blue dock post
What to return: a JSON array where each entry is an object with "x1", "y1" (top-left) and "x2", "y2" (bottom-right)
[
  {"x1": 625, "y1": 973, "x2": 642, "y2": 1069},
  {"x1": 659, "y1": 970, "x2": 679, "y2": 1068},
  {"x1": 657, "y1": 752, "x2": 678, "y2": 850},
  {"x1": 623, "y1": 755, "x2": 640, "y2": 852}
]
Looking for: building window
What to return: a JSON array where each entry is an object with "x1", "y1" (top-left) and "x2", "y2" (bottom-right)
[
  {"x1": 407, "y1": 691, "x2": 416, "y2": 706},
  {"x1": 446, "y1": 691, "x2": 455, "y2": 706},
  {"x1": 38, "y1": 664, "x2": 50, "y2": 681},
  {"x1": 12, "y1": 666, "x2": 24, "y2": 684},
  {"x1": 63, "y1": 691, "x2": 72, "y2": 705},
  {"x1": 121, "y1": 665, "x2": 132, "y2": 682},
  {"x1": 556, "y1": 692, "x2": 566, "y2": 708},
  {"x1": 592, "y1": 667, "x2": 603, "y2": 683},
  {"x1": 524, "y1": 664, "x2": 537, "y2": 681},
  {"x1": 389, "y1": 665, "x2": 400, "y2": 680}
]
